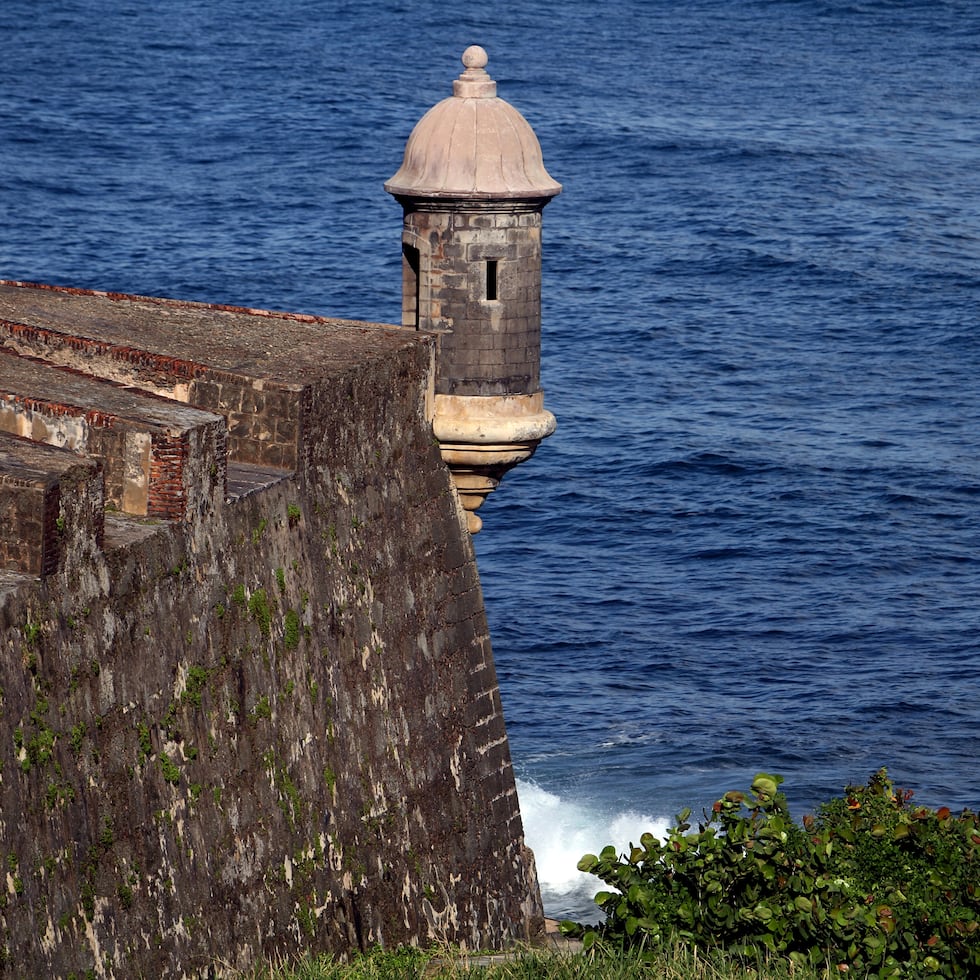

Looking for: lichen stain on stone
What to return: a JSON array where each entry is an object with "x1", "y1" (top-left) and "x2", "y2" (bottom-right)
[
  {"x1": 449, "y1": 735, "x2": 464, "y2": 791},
  {"x1": 422, "y1": 879, "x2": 463, "y2": 945}
]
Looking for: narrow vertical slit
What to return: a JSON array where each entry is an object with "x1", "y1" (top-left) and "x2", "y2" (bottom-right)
[{"x1": 486, "y1": 259, "x2": 498, "y2": 301}]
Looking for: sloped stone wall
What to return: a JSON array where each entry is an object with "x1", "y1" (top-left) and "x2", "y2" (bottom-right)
[{"x1": 0, "y1": 336, "x2": 542, "y2": 977}]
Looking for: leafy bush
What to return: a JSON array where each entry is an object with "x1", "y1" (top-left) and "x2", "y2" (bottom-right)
[{"x1": 563, "y1": 771, "x2": 980, "y2": 977}]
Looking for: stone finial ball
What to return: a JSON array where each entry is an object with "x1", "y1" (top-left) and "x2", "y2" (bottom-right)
[{"x1": 462, "y1": 45, "x2": 488, "y2": 70}]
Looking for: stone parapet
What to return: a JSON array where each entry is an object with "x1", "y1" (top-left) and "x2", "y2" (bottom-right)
[
  {"x1": 0, "y1": 281, "x2": 421, "y2": 471},
  {"x1": 0, "y1": 349, "x2": 226, "y2": 521}
]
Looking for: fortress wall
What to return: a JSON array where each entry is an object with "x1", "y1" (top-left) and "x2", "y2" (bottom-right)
[
  {"x1": 0, "y1": 288, "x2": 314, "y2": 471},
  {"x1": 188, "y1": 377, "x2": 302, "y2": 470},
  {"x1": 143, "y1": 419, "x2": 228, "y2": 523},
  {"x1": 0, "y1": 454, "x2": 62, "y2": 577},
  {"x1": 0, "y1": 395, "x2": 227, "y2": 524},
  {"x1": 0, "y1": 326, "x2": 542, "y2": 977}
]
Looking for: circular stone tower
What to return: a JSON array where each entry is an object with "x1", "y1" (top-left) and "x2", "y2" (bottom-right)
[{"x1": 385, "y1": 45, "x2": 560, "y2": 533}]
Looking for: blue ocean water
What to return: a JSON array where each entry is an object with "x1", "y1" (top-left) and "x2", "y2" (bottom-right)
[{"x1": 2, "y1": 0, "x2": 979, "y2": 921}]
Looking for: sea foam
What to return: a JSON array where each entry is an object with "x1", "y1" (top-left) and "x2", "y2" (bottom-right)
[{"x1": 516, "y1": 778, "x2": 671, "y2": 921}]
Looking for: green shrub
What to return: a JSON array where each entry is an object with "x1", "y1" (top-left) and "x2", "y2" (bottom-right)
[{"x1": 563, "y1": 770, "x2": 980, "y2": 977}]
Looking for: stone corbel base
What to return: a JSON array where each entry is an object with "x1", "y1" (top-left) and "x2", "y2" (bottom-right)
[{"x1": 432, "y1": 392, "x2": 556, "y2": 533}]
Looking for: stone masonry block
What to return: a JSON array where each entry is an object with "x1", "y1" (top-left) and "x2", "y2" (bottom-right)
[{"x1": 466, "y1": 242, "x2": 519, "y2": 262}]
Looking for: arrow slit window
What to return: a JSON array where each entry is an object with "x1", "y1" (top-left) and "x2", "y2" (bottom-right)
[{"x1": 486, "y1": 259, "x2": 498, "y2": 302}]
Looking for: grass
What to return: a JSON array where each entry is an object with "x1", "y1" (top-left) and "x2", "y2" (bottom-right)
[{"x1": 242, "y1": 942, "x2": 837, "y2": 979}]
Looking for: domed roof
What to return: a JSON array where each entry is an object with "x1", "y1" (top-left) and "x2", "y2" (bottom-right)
[{"x1": 385, "y1": 46, "x2": 561, "y2": 201}]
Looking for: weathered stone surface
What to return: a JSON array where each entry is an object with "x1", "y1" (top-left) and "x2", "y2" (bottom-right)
[
  {"x1": 0, "y1": 284, "x2": 542, "y2": 977},
  {"x1": 395, "y1": 204, "x2": 545, "y2": 398},
  {"x1": 385, "y1": 46, "x2": 561, "y2": 201}
]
